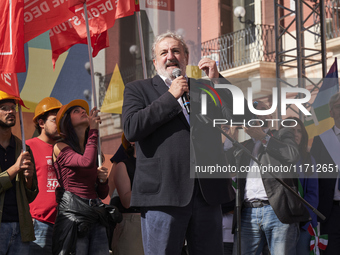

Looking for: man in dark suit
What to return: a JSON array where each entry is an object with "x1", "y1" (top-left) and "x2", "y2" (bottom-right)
[
  {"x1": 225, "y1": 101, "x2": 310, "y2": 255},
  {"x1": 311, "y1": 92, "x2": 340, "y2": 255},
  {"x1": 122, "y1": 31, "x2": 248, "y2": 255}
]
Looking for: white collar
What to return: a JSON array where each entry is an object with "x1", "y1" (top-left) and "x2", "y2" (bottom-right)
[
  {"x1": 333, "y1": 125, "x2": 340, "y2": 136},
  {"x1": 158, "y1": 74, "x2": 188, "y2": 87}
]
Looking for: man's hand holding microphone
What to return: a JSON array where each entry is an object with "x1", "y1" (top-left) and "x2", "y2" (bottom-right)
[{"x1": 168, "y1": 68, "x2": 190, "y2": 114}]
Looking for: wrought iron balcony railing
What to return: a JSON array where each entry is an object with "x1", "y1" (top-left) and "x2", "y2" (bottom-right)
[
  {"x1": 201, "y1": 24, "x2": 276, "y2": 72},
  {"x1": 315, "y1": 0, "x2": 340, "y2": 42}
]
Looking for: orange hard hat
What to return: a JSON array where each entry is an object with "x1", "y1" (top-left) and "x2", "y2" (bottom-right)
[
  {"x1": 55, "y1": 99, "x2": 89, "y2": 133},
  {"x1": 0, "y1": 91, "x2": 21, "y2": 103},
  {"x1": 33, "y1": 97, "x2": 62, "y2": 124}
]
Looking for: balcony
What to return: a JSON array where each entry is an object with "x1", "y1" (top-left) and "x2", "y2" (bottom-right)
[
  {"x1": 323, "y1": 0, "x2": 340, "y2": 40},
  {"x1": 201, "y1": 24, "x2": 276, "y2": 73},
  {"x1": 315, "y1": 0, "x2": 340, "y2": 51}
]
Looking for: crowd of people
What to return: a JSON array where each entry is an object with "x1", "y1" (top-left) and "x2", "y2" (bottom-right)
[{"x1": 0, "y1": 31, "x2": 340, "y2": 255}]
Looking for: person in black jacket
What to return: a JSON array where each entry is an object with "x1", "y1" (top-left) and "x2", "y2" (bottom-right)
[
  {"x1": 225, "y1": 101, "x2": 310, "y2": 255},
  {"x1": 122, "y1": 31, "x2": 252, "y2": 255}
]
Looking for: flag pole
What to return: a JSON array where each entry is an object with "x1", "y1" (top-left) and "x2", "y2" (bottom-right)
[
  {"x1": 18, "y1": 104, "x2": 26, "y2": 152},
  {"x1": 136, "y1": 11, "x2": 147, "y2": 79},
  {"x1": 83, "y1": 2, "x2": 102, "y2": 166}
]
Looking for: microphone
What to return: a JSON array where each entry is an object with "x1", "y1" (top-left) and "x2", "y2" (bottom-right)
[{"x1": 172, "y1": 68, "x2": 190, "y2": 114}]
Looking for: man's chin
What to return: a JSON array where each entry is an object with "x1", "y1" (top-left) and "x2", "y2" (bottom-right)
[
  {"x1": 157, "y1": 70, "x2": 174, "y2": 80},
  {"x1": 0, "y1": 120, "x2": 15, "y2": 128},
  {"x1": 45, "y1": 132, "x2": 61, "y2": 141}
]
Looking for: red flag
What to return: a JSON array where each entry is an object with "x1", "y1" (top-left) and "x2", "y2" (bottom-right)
[
  {"x1": 50, "y1": 21, "x2": 109, "y2": 69},
  {"x1": 0, "y1": 0, "x2": 25, "y2": 73},
  {"x1": 24, "y1": 0, "x2": 74, "y2": 43},
  {"x1": 0, "y1": 73, "x2": 26, "y2": 106},
  {"x1": 116, "y1": 0, "x2": 135, "y2": 18},
  {"x1": 92, "y1": 31, "x2": 109, "y2": 56},
  {"x1": 50, "y1": 0, "x2": 135, "y2": 67},
  {"x1": 68, "y1": 0, "x2": 135, "y2": 39}
]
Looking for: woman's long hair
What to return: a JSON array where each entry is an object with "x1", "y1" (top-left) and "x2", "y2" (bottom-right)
[
  {"x1": 282, "y1": 117, "x2": 313, "y2": 174},
  {"x1": 59, "y1": 106, "x2": 89, "y2": 155}
]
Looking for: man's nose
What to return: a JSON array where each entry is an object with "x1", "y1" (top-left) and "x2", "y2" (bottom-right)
[{"x1": 167, "y1": 51, "x2": 175, "y2": 59}]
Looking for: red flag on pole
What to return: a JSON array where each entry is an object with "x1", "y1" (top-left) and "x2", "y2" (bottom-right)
[
  {"x1": 23, "y1": 0, "x2": 74, "y2": 43},
  {"x1": 0, "y1": 73, "x2": 26, "y2": 106},
  {"x1": 116, "y1": 0, "x2": 136, "y2": 18},
  {"x1": 50, "y1": 22, "x2": 109, "y2": 69},
  {"x1": 0, "y1": 0, "x2": 26, "y2": 73},
  {"x1": 50, "y1": 0, "x2": 135, "y2": 67},
  {"x1": 68, "y1": 0, "x2": 135, "y2": 38}
]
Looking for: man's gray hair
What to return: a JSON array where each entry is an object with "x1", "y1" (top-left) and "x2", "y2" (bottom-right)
[
  {"x1": 151, "y1": 31, "x2": 189, "y2": 60},
  {"x1": 329, "y1": 92, "x2": 340, "y2": 110}
]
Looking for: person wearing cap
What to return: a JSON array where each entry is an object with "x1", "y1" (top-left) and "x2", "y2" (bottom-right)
[
  {"x1": 0, "y1": 91, "x2": 38, "y2": 255},
  {"x1": 51, "y1": 100, "x2": 110, "y2": 255},
  {"x1": 26, "y1": 97, "x2": 62, "y2": 255},
  {"x1": 110, "y1": 134, "x2": 144, "y2": 255}
]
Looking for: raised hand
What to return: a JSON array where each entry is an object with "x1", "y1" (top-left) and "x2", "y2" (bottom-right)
[
  {"x1": 88, "y1": 107, "x2": 101, "y2": 130},
  {"x1": 198, "y1": 58, "x2": 219, "y2": 79}
]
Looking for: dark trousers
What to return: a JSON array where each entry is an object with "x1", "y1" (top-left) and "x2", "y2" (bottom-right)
[
  {"x1": 223, "y1": 242, "x2": 233, "y2": 255},
  {"x1": 321, "y1": 204, "x2": 340, "y2": 255},
  {"x1": 140, "y1": 183, "x2": 223, "y2": 255}
]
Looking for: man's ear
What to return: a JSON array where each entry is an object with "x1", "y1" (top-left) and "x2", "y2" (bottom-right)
[{"x1": 38, "y1": 118, "x2": 45, "y2": 129}]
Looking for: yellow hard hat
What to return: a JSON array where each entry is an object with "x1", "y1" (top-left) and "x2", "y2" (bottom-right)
[
  {"x1": 0, "y1": 91, "x2": 20, "y2": 103},
  {"x1": 56, "y1": 99, "x2": 89, "y2": 133},
  {"x1": 33, "y1": 97, "x2": 62, "y2": 124}
]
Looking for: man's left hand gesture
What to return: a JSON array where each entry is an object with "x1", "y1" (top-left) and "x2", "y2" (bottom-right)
[{"x1": 198, "y1": 58, "x2": 219, "y2": 79}]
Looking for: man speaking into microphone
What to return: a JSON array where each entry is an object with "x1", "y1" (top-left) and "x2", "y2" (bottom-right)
[{"x1": 122, "y1": 31, "x2": 251, "y2": 255}]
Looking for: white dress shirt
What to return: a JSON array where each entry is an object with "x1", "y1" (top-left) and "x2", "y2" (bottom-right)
[{"x1": 244, "y1": 129, "x2": 270, "y2": 202}]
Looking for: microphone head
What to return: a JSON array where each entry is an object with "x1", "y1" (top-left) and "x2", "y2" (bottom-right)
[{"x1": 172, "y1": 68, "x2": 181, "y2": 78}]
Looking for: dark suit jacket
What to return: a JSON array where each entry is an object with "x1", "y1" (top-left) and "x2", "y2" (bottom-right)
[
  {"x1": 310, "y1": 132, "x2": 338, "y2": 223},
  {"x1": 226, "y1": 128, "x2": 311, "y2": 225},
  {"x1": 122, "y1": 75, "x2": 250, "y2": 207}
]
